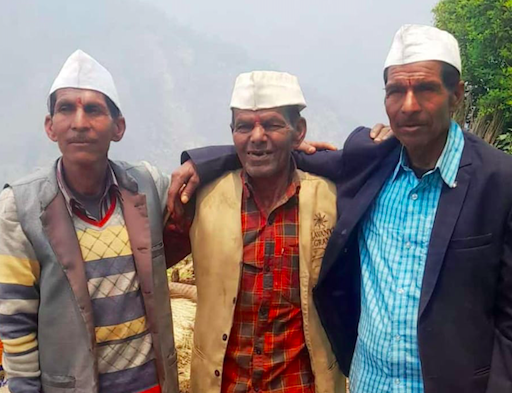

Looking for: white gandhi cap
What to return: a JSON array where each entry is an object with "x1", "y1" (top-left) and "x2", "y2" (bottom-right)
[
  {"x1": 230, "y1": 71, "x2": 307, "y2": 111},
  {"x1": 48, "y1": 49, "x2": 122, "y2": 112},
  {"x1": 384, "y1": 24, "x2": 462, "y2": 74}
]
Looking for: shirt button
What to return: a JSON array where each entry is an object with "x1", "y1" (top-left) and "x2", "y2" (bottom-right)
[
  {"x1": 255, "y1": 348, "x2": 262, "y2": 355},
  {"x1": 405, "y1": 241, "x2": 412, "y2": 249},
  {"x1": 214, "y1": 370, "x2": 220, "y2": 377},
  {"x1": 265, "y1": 265, "x2": 270, "y2": 273},
  {"x1": 411, "y1": 193, "x2": 418, "y2": 201},
  {"x1": 395, "y1": 335, "x2": 401, "y2": 342},
  {"x1": 397, "y1": 288, "x2": 404, "y2": 295},
  {"x1": 395, "y1": 378, "x2": 400, "y2": 385},
  {"x1": 222, "y1": 334, "x2": 228, "y2": 341},
  {"x1": 268, "y1": 214, "x2": 275, "y2": 225}
]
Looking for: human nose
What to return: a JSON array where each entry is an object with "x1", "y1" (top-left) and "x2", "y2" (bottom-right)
[
  {"x1": 71, "y1": 108, "x2": 90, "y2": 130},
  {"x1": 401, "y1": 90, "x2": 421, "y2": 114},
  {"x1": 250, "y1": 123, "x2": 267, "y2": 144}
]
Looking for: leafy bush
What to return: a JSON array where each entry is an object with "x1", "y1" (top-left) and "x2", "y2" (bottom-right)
[{"x1": 434, "y1": 0, "x2": 512, "y2": 152}]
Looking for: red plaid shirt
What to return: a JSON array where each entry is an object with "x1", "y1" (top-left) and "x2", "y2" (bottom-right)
[{"x1": 221, "y1": 170, "x2": 315, "y2": 393}]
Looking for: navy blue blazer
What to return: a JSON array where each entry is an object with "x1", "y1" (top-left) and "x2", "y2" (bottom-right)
[{"x1": 183, "y1": 127, "x2": 512, "y2": 393}]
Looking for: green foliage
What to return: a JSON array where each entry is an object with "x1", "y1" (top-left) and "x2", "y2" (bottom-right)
[
  {"x1": 495, "y1": 129, "x2": 512, "y2": 154},
  {"x1": 434, "y1": 0, "x2": 512, "y2": 150}
]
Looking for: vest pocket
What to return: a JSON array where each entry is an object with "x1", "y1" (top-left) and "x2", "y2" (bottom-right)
[{"x1": 41, "y1": 372, "x2": 76, "y2": 390}]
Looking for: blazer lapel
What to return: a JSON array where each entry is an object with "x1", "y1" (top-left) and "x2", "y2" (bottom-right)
[
  {"x1": 112, "y1": 163, "x2": 155, "y2": 309},
  {"x1": 41, "y1": 192, "x2": 96, "y2": 350},
  {"x1": 119, "y1": 185, "x2": 167, "y2": 377},
  {"x1": 318, "y1": 146, "x2": 400, "y2": 285},
  {"x1": 419, "y1": 144, "x2": 474, "y2": 318},
  {"x1": 120, "y1": 189, "x2": 154, "y2": 301}
]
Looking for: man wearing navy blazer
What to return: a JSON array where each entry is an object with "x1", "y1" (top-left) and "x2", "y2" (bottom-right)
[{"x1": 168, "y1": 25, "x2": 512, "y2": 393}]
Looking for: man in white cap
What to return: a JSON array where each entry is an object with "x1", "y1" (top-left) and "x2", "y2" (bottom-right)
[
  {"x1": 164, "y1": 71, "x2": 346, "y2": 393},
  {"x1": 168, "y1": 25, "x2": 512, "y2": 392},
  {"x1": 0, "y1": 50, "x2": 179, "y2": 393},
  {"x1": 288, "y1": 24, "x2": 512, "y2": 393}
]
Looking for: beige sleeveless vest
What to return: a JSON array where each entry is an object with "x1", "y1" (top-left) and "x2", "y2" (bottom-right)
[{"x1": 189, "y1": 169, "x2": 346, "y2": 393}]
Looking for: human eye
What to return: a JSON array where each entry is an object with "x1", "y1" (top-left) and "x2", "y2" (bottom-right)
[
  {"x1": 235, "y1": 123, "x2": 253, "y2": 133},
  {"x1": 416, "y1": 83, "x2": 439, "y2": 93},
  {"x1": 385, "y1": 87, "x2": 403, "y2": 98},
  {"x1": 265, "y1": 123, "x2": 285, "y2": 132},
  {"x1": 56, "y1": 103, "x2": 73, "y2": 113},
  {"x1": 85, "y1": 105, "x2": 105, "y2": 116}
]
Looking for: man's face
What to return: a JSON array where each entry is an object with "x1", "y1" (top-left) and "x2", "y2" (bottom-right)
[
  {"x1": 385, "y1": 61, "x2": 462, "y2": 151},
  {"x1": 44, "y1": 88, "x2": 125, "y2": 166},
  {"x1": 232, "y1": 108, "x2": 305, "y2": 179}
]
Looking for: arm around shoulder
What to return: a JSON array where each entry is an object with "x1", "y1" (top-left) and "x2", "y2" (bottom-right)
[{"x1": 181, "y1": 145, "x2": 240, "y2": 185}]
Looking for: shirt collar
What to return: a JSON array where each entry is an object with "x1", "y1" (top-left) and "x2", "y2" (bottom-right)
[
  {"x1": 56, "y1": 157, "x2": 120, "y2": 216},
  {"x1": 392, "y1": 120, "x2": 465, "y2": 188}
]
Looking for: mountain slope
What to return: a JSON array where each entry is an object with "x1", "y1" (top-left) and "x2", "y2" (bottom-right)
[{"x1": 0, "y1": 0, "x2": 349, "y2": 183}]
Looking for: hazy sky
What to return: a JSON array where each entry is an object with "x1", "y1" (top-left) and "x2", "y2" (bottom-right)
[
  {"x1": 147, "y1": 0, "x2": 438, "y2": 131},
  {"x1": 0, "y1": 0, "x2": 440, "y2": 181}
]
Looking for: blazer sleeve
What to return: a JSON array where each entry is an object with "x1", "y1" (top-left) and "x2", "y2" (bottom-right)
[
  {"x1": 293, "y1": 126, "x2": 400, "y2": 183},
  {"x1": 487, "y1": 207, "x2": 512, "y2": 391},
  {"x1": 0, "y1": 188, "x2": 41, "y2": 393},
  {"x1": 180, "y1": 127, "x2": 400, "y2": 187},
  {"x1": 181, "y1": 145, "x2": 344, "y2": 184},
  {"x1": 292, "y1": 150, "x2": 344, "y2": 182}
]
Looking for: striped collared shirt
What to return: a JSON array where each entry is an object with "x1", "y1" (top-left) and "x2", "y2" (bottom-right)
[
  {"x1": 350, "y1": 121, "x2": 465, "y2": 393},
  {"x1": 56, "y1": 158, "x2": 121, "y2": 221}
]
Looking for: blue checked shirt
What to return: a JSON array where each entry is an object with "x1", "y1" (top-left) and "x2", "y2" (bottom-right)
[{"x1": 349, "y1": 121, "x2": 465, "y2": 393}]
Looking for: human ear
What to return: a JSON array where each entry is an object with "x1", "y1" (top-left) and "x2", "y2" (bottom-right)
[
  {"x1": 292, "y1": 117, "x2": 307, "y2": 149},
  {"x1": 111, "y1": 116, "x2": 126, "y2": 142},
  {"x1": 450, "y1": 80, "x2": 465, "y2": 112},
  {"x1": 44, "y1": 115, "x2": 58, "y2": 142}
]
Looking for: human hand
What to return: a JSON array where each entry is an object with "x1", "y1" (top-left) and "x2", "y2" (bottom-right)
[
  {"x1": 167, "y1": 160, "x2": 200, "y2": 219},
  {"x1": 370, "y1": 123, "x2": 393, "y2": 142},
  {"x1": 297, "y1": 140, "x2": 338, "y2": 155}
]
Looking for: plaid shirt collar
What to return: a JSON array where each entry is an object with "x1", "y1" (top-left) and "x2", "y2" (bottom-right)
[
  {"x1": 56, "y1": 157, "x2": 121, "y2": 218},
  {"x1": 241, "y1": 159, "x2": 301, "y2": 209}
]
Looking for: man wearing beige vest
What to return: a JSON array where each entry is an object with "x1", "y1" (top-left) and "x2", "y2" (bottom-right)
[{"x1": 164, "y1": 71, "x2": 345, "y2": 393}]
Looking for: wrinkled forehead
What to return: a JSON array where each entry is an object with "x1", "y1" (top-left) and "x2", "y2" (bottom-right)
[
  {"x1": 385, "y1": 60, "x2": 444, "y2": 85},
  {"x1": 232, "y1": 107, "x2": 287, "y2": 123},
  {"x1": 53, "y1": 87, "x2": 108, "y2": 105}
]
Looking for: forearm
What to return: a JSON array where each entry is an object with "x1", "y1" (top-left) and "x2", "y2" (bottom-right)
[
  {"x1": 292, "y1": 149, "x2": 344, "y2": 181},
  {"x1": 0, "y1": 189, "x2": 41, "y2": 393},
  {"x1": 182, "y1": 144, "x2": 346, "y2": 184},
  {"x1": 163, "y1": 218, "x2": 192, "y2": 268},
  {"x1": 181, "y1": 145, "x2": 240, "y2": 184}
]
